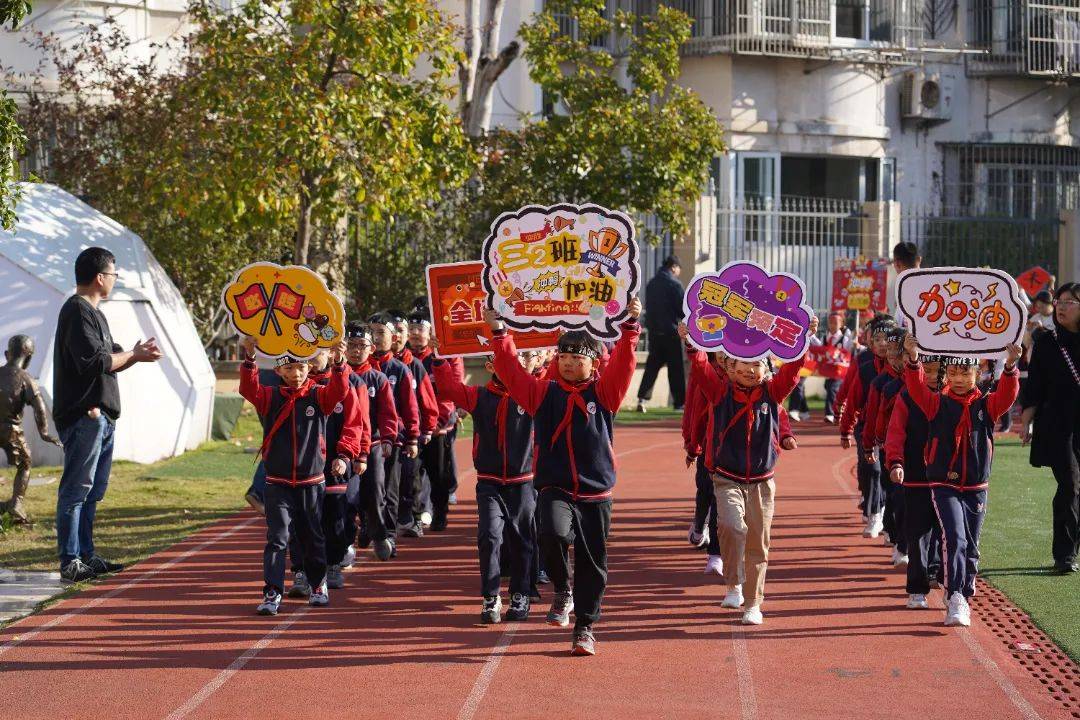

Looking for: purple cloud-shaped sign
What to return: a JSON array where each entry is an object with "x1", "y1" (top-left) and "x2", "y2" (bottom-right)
[{"x1": 683, "y1": 261, "x2": 814, "y2": 361}]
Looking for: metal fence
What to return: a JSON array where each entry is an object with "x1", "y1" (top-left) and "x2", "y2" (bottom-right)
[
  {"x1": 967, "y1": 0, "x2": 1080, "y2": 77},
  {"x1": 715, "y1": 196, "x2": 866, "y2": 311},
  {"x1": 900, "y1": 207, "x2": 1061, "y2": 279}
]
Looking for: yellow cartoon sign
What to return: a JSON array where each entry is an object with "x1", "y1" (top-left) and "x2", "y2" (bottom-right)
[{"x1": 221, "y1": 262, "x2": 344, "y2": 359}]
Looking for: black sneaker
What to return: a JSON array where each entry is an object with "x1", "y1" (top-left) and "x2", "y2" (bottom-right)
[
  {"x1": 537, "y1": 569, "x2": 550, "y2": 585},
  {"x1": 401, "y1": 521, "x2": 423, "y2": 538},
  {"x1": 1055, "y1": 560, "x2": 1079, "y2": 574},
  {"x1": 84, "y1": 555, "x2": 123, "y2": 574},
  {"x1": 505, "y1": 593, "x2": 530, "y2": 621},
  {"x1": 546, "y1": 590, "x2": 574, "y2": 627},
  {"x1": 481, "y1": 595, "x2": 502, "y2": 624},
  {"x1": 60, "y1": 558, "x2": 97, "y2": 583},
  {"x1": 571, "y1": 626, "x2": 596, "y2": 656},
  {"x1": 374, "y1": 538, "x2": 395, "y2": 561},
  {"x1": 431, "y1": 514, "x2": 448, "y2": 532}
]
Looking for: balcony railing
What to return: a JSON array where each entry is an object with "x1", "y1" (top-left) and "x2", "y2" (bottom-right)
[
  {"x1": 551, "y1": 0, "x2": 923, "y2": 59},
  {"x1": 968, "y1": 0, "x2": 1080, "y2": 78}
]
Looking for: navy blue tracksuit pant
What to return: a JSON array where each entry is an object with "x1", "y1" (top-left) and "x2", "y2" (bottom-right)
[
  {"x1": 693, "y1": 457, "x2": 720, "y2": 556},
  {"x1": 880, "y1": 457, "x2": 906, "y2": 553},
  {"x1": 476, "y1": 481, "x2": 536, "y2": 598},
  {"x1": 903, "y1": 486, "x2": 938, "y2": 594},
  {"x1": 857, "y1": 451, "x2": 885, "y2": 516},
  {"x1": 824, "y1": 378, "x2": 841, "y2": 418},
  {"x1": 264, "y1": 483, "x2": 326, "y2": 595},
  {"x1": 931, "y1": 486, "x2": 987, "y2": 599},
  {"x1": 538, "y1": 490, "x2": 611, "y2": 630}
]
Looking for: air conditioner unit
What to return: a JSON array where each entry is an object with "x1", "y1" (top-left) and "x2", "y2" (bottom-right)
[{"x1": 900, "y1": 70, "x2": 952, "y2": 122}]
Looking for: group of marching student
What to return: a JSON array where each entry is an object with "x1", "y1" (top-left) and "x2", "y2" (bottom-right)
[
  {"x1": 237, "y1": 296, "x2": 644, "y2": 656},
  {"x1": 837, "y1": 313, "x2": 1023, "y2": 627},
  {"x1": 237, "y1": 307, "x2": 462, "y2": 613}
]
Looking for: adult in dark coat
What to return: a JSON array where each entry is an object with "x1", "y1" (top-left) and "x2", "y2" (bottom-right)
[
  {"x1": 1020, "y1": 282, "x2": 1080, "y2": 573},
  {"x1": 636, "y1": 256, "x2": 686, "y2": 411}
]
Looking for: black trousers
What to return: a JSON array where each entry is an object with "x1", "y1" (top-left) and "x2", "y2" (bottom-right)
[
  {"x1": 422, "y1": 433, "x2": 457, "y2": 522},
  {"x1": 857, "y1": 442, "x2": 885, "y2": 516},
  {"x1": 538, "y1": 490, "x2": 612, "y2": 630},
  {"x1": 397, "y1": 451, "x2": 422, "y2": 525},
  {"x1": 787, "y1": 378, "x2": 809, "y2": 414},
  {"x1": 264, "y1": 483, "x2": 326, "y2": 595},
  {"x1": 693, "y1": 457, "x2": 720, "y2": 555},
  {"x1": 824, "y1": 378, "x2": 842, "y2": 417},
  {"x1": 381, "y1": 444, "x2": 401, "y2": 538},
  {"x1": 477, "y1": 481, "x2": 537, "y2": 598},
  {"x1": 903, "y1": 486, "x2": 936, "y2": 594},
  {"x1": 355, "y1": 444, "x2": 391, "y2": 542},
  {"x1": 1051, "y1": 442, "x2": 1080, "y2": 565},
  {"x1": 880, "y1": 456, "x2": 906, "y2": 553},
  {"x1": 636, "y1": 333, "x2": 686, "y2": 408},
  {"x1": 288, "y1": 482, "x2": 350, "y2": 570}
]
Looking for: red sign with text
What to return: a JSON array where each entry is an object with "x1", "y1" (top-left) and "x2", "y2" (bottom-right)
[{"x1": 831, "y1": 257, "x2": 889, "y2": 314}]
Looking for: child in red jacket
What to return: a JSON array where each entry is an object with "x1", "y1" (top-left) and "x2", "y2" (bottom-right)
[
  {"x1": 239, "y1": 336, "x2": 352, "y2": 616},
  {"x1": 680, "y1": 316, "x2": 815, "y2": 625},
  {"x1": 900, "y1": 334, "x2": 1021, "y2": 627},
  {"x1": 484, "y1": 299, "x2": 641, "y2": 656}
]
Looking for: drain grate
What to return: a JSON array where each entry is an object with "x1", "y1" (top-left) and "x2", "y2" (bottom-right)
[{"x1": 971, "y1": 579, "x2": 1080, "y2": 718}]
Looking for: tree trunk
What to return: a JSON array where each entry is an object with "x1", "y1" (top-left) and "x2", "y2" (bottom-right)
[{"x1": 458, "y1": 0, "x2": 520, "y2": 138}]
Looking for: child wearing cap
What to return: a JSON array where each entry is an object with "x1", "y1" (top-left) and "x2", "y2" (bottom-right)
[
  {"x1": 679, "y1": 316, "x2": 815, "y2": 625},
  {"x1": 239, "y1": 336, "x2": 352, "y2": 616},
  {"x1": 484, "y1": 299, "x2": 642, "y2": 656},
  {"x1": 885, "y1": 352, "x2": 945, "y2": 609},
  {"x1": 900, "y1": 334, "x2": 1021, "y2": 626},
  {"x1": 431, "y1": 350, "x2": 541, "y2": 623}
]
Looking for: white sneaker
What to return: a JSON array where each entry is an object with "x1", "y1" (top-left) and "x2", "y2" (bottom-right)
[
  {"x1": 789, "y1": 411, "x2": 802, "y2": 422},
  {"x1": 309, "y1": 581, "x2": 329, "y2": 607},
  {"x1": 341, "y1": 545, "x2": 356, "y2": 568},
  {"x1": 906, "y1": 593, "x2": 929, "y2": 609},
  {"x1": 688, "y1": 522, "x2": 709, "y2": 548},
  {"x1": 882, "y1": 531, "x2": 892, "y2": 546},
  {"x1": 704, "y1": 555, "x2": 724, "y2": 576},
  {"x1": 721, "y1": 585, "x2": 744, "y2": 609},
  {"x1": 891, "y1": 549, "x2": 909, "y2": 567},
  {"x1": 256, "y1": 591, "x2": 281, "y2": 616},
  {"x1": 863, "y1": 510, "x2": 884, "y2": 538},
  {"x1": 824, "y1": 414, "x2": 835, "y2": 424},
  {"x1": 741, "y1": 605, "x2": 763, "y2": 625},
  {"x1": 420, "y1": 511, "x2": 433, "y2": 528},
  {"x1": 944, "y1": 591, "x2": 970, "y2": 626}
]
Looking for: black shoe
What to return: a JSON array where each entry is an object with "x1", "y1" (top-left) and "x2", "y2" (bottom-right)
[
  {"x1": 431, "y1": 514, "x2": 448, "y2": 532},
  {"x1": 571, "y1": 626, "x2": 596, "y2": 656},
  {"x1": 505, "y1": 593, "x2": 530, "y2": 621},
  {"x1": 60, "y1": 558, "x2": 97, "y2": 583},
  {"x1": 84, "y1": 555, "x2": 123, "y2": 574},
  {"x1": 374, "y1": 538, "x2": 395, "y2": 561},
  {"x1": 401, "y1": 520, "x2": 423, "y2": 538},
  {"x1": 537, "y1": 569, "x2": 550, "y2": 585},
  {"x1": 357, "y1": 527, "x2": 372, "y2": 549},
  {"x1": 1054, "y1": 560, "x2": 1079, "y2": 574}
]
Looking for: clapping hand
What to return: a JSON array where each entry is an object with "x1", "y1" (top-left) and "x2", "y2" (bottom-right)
[{"x1": 133, "y1": 338, "x2": 163, "y2": 363}]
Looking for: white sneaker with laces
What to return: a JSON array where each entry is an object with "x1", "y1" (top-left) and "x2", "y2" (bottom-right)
[
  {"x1": 789, "y1": 411, "x2": 802, "y2": 422},
  {"x1": 341, "y1": 545, "x2": 356, "y2": 568},
  {"x1": 891, "y1": 549, "x2": 909, "y2": 567},
  {"x1": 420, "y1": 511, "x2": 433, "y2": 528},
  {"x1": 704, "y1": 555, "x2": 724, "y2": 576},
  {"x1": 864, "y1": 510, "x2": 884, "y2": 538},
  {"x1": 906, "y1": 593, "x2": 929, "y2": 609},
  {"x1": 257, "y1": 591, "x2": 281, "y2": 616},
  {"x1": 944, "y1": 591, "x2": 970, "y2": 626},
  {"x1": 824, "y1": 414, "x2": 836, "y2": 424},
  {"x1": 721, "y1": 585, "x2": 744, "y2": 609},
  {"x1": 688, "y1": 522, "x2": 709, "y2": 548},
  {"x1": 741, "y1": 605, "x2": 763, "y2": 625},
  {"x1": 309, "y1": 581, "x2": 329, "y2": 607}
]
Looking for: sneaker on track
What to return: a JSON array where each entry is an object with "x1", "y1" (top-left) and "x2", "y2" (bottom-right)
[
  {"x1": 944, "y1": 591, "x2": 970, "y2": 626},
  {"x1": 505, "y1": 593, "x2": 530, "y2": 621},
  {"x1": 721, "y1": 585, "x2": 744, "y2": 609},
  {"x1": 420, "y1": 511, "x2": 433, "y2": 528},
  {"x1": 571, "y1": 626, "x2": 596, "y2": 656},
  {"x1": 326, "y1": 565, "x2": 345, "y2": 589},
  {"x1": 481, "y1": 595, "x2": 502, "y2": 624},
  {"x1": 60, "y1": 558, "x2": 96, "y2": 583},
  {"x1": 309, "y1": 581, "x2": 329, "y2": 607},
  {"x1": 741, "y1": 606, "x2": 764, "y2": 625},
  {"x1": 704, "y1": 555, "x2": 724, "y2": 577},
  {"x1": 341, "y1": 545, "x2": 356, "y2": 568},
  {"x1": 537, "y1": 569, "x2": 550, "y2": 585},
  {"x1": 891, "y1": 549, "x2": 909, "y2": 567},
  {"x1": 256, "y1": 591, "x2": 281, "y2": 616},
  {"x1": 688, "y1": 522, "x2": 709, "y2": 548},
  {"x1": 402, "y1": 520, "x2": 424, "y2": 538},
  {"x1": 84, "y1": 555, "x2": 123, "y2": 574},
  {"x1": 245, "y1": 491, "x2": 265, "y2": 516},
  {"x1": 864, "y1": 510, "x2": 884, "y2": 538},
  {"x1": 906, "y1": 593, "x2": 929, "y2": 609},
  {"x1": 547, "y1": 591, "x2": 574, "y2": 627},
  {"x1": 374, "y1": 538, "x2": 395, "y2": 561},
  {"x1": 288, "y1": 570, "x2": 311, "y2": 598}
]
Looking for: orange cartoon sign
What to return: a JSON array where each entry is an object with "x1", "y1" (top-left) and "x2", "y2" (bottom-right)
[
  {"x1": 426, "y1": 261, "x2": 560, "y2": 358},
  {"x1": 222, "y1": 262, "x2": 344, "y2": 359}
]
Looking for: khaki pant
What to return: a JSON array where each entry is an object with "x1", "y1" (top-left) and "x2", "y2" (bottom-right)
[{"x1": 712, "y1": 475, "x2": 775, "y2": 609}]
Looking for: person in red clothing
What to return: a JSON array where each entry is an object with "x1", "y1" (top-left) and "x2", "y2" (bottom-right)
[
  {"x1": 432, "y1": 350, "x2": 541, "y2": 624},
  {"x1": 238, "y1": 336, "x2": 352, "y2": 616},
  {"x1": 679, "y1": 316, "x2": 814, "y2": 626},
  {"x1": 840, "y1": 314, "x2": 895, "y2": 537},
  {"x1": 483, "y1": 298, "x2": 641, "y2": 657},
  {"x1": 408, "y1": 306, "x2": 463, "y2": 532},
  {"x1": 900, "y1": 334, "x2": 1021, "y2": 627}
]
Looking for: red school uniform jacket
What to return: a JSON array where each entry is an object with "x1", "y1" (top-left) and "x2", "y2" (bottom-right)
[
  {"x1": 839, "y1": 351, "x2": 886, "y2": 441},
  {"x1": 369, "y1": 351, "x2": 420, "y2": 445},
  {"x1": 860, "y1": 365, "x2": 901, "y2": 452},
  {"x1": 491, "y1": 321, "x2": 640, "y2": 501},
  {"x1": 396, "y1": 347, "x2": 439, "y2": 439},
  {"x1": 348, "y1": 361, "x2": 400, "y2": 445}
]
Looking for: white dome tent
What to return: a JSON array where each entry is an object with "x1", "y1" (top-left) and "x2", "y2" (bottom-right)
[{"x1": 0, "y1": 183, "x2": 215, "y2": 466}]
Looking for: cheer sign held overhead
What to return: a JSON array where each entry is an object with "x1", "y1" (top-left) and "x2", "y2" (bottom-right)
[
  {"x1": 683, "y1": 261, "x2": 815, "y2": 362},
  {"x1": 481, "y1": 203, "x2": 641, "y2": 339},
  {"x1": 895, "y1": 267, "x2": 1027, "y2": 359}
]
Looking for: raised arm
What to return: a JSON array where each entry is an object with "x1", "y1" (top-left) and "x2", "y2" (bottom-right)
[
  {"x1": 595, "y1": 300, "x2": 643, "y2": 412},
  {"x1": 238, "y1": 342, "x2": 272, "y2": 417},
  {"x1": 985, "y1": 344, "x2": 1022, "y2": 421},
  {"x1": 486, "y1": 311, "x2": 549, "y2": 415},
  {"x1": 432, "y1": 358, "x2": 479, "y2": 414},
  {"x1": 900, "y1": 334, "x2": 939, "y2": 419}
]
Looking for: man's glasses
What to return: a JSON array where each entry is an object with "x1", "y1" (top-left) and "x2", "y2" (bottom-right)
[{"x1": 99, "y1": 271, "x2": 118, "y2": 278}]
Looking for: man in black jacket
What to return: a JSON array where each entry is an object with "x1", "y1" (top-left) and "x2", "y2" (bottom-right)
[
  {"x1": 53, "y1": 247, "x2": 162, "y2": 582},
  {"x1": 636, "y1": 256, "x2": 686, "y2": 412}
]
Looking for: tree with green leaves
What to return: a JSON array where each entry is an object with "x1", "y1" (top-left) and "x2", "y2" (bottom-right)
[{"x1": 0, "y1": 0, "x2": 32, "y2": 231}]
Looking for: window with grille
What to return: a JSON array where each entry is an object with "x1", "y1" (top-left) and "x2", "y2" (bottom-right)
[{"x1": 941, "y1": 143, "x2": 1080, "y2": 217}]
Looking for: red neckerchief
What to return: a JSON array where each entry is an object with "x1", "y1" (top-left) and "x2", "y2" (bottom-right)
[
  {"x1": 486, "y1": 378, "x2": 510, "y2": 452},
  {"x1": 350, "y1": 361, "x2": 372, "y2": 375},
  {"x1": 550, "y1": 374, "x2": 597, "y2": 450},
  {"x1": 942, "y1": 385, "x2": 983, "y2": 481},
  {"x1": 397, "y1": 348, "x2": 414, "y2": 366},
  {"x1": 370, "y1": 351, "x2": 391, "y2": 371},
  {"x1": 719, "y1": 383, "x2": 764, "y2": 447},
  {"x1": 309, "y1": 369, "x2": 331, "y2": 385},
  {"x1": 258, "y1": 379, "x2": 315, "y2": 460},
  {"x1": 413, "y1": 346, "x2": 434, "y2": 362}
]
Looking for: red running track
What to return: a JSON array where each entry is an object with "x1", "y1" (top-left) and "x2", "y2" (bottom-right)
[{"x1": 0, "y1": 423, "x2": 1071, "y2": 719}]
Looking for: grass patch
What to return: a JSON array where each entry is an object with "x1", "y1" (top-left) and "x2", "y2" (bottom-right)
[
  {"x1": 0, "y1": 409, "x2": 264, "y2": 571},
  {"x1": 980, "y1": 436, "x2": 1080, "y2": 662}
]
